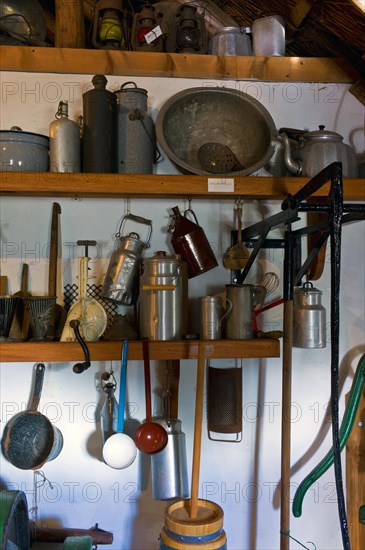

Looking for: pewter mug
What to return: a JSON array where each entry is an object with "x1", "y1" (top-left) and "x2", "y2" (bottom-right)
[
  {"x1": 200, "y1": 295, "x2": 232, "y2": 340},
  {"x1": 225, "y1": 284, "x2": 257, "y2": 339}
]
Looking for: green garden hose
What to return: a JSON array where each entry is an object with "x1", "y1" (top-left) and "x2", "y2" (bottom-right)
[{"x1": 293, "y1": 353, "x2": 365, "y2": 518}]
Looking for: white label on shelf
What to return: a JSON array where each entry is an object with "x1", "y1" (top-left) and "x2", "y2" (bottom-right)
[
  {"x1": 208, "y1": 178, "x2": 235, "y2": 192},
  {"x1": 145, "y1": 25, "x2": 163, "y2": 44}
]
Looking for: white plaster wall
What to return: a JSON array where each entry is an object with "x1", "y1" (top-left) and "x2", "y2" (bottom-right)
[{"x1": 0, "y1": 71, "x2": 364, "y2": 550}]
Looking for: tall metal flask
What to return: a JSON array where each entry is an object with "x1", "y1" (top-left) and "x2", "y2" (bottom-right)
[
  {"x1": 293, "y1": 282, "x2": 326, "y2": 348},
  {"x1": 139, "y1": 252, "x2": 188, "y2": 340},
  {"x1": 151, "y1": 418, "x2": 189, "y2": 500},
  {"x1": 49, "y1": 101, "x2": 81, "y2": 172},
  {"x1": 115, "y1": 81, "x2": 154, "y2": 174},
  {"x1": 82, "y1": 74, "x2": 116, "y2": 173}
]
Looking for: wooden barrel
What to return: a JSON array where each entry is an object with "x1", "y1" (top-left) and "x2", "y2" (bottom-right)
[
  {"x1": 163, "y1": 498, "x2": 225, "y2": 546},
  {"x1": 160, "y1": 527, "x2": 227, "y2": 549}
]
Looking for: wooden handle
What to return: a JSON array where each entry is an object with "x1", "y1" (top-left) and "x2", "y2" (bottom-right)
[
  {"x1": 190, "y1": 341, "x2": 206, "y2": 519},
  {"x1": 280, "y1": 300, "x2": 293, "y2": 550},
  {"x1": 55, "y1": 0, "x2": 85, "y2": 48},
  {"x1": 30, "y1": 522, "x2": 113, "y2": 545},
  {"x1": 141, "y1": 285, "x2": 176, "y2": 291}
]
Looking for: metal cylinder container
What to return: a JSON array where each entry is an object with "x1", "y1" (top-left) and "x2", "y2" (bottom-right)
[
  {"x1": 49, "y1": 101, "x2": 81, "y2": 172},
  {"x1": 225, "y1": 284, "x2": 256, "y2": 339},
  {"x1": 115, "y1": 81, "x2": 154, "y2": 174},
  {"x1": 200, "y1": 295, "x2": 232, "y2": 340},
  {"x1": 252, "y1": 15, "x2": 285, "y2": 56},
  {"x1": 82, "y1": 74, "x2": 116, "y2": 173},
  {"x1": 139, "y1": 252, "x2": 188, "y2": 340},
  {"x1": 293, "y1": 282, "x2": 326, "y2": 348},
  {"x1": 151, "y1": 418, "x2": 189, "y2": 500}
]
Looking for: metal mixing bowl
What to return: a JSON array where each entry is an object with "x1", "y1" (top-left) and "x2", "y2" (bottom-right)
[{"x1": 155, "y1": 86, "x2": 277, "y2": 176}]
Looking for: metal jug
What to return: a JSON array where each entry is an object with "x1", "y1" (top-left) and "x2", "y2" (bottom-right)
[
  {"x1": 101, "y1": 213, "x2": 152, "y2": 305},
  {"x1": 169, "y1": 205, "x2": 218, "y2": 278},
  {"x1": 115, "y1": 81, "x2": 155, "y2": 174},
  {"x1": 200, "y1": 295, "x2": 232, "y2": 340},
  {"x1": 279, "y1": 125, "x2": 358, "y2": 177},
  {"x1": 293, "y1": 282, "x2": 326, "y2": 349},
  {"x1": 225, "y1": 284, "x2": 264, "y2": 339},
  {"x1": 210, "y1": 26, "x2": 252, "y2": 56},
  {"x1": 151, "y1": 418, "x2": 189, "y2": 500},
  {"x1": 139, "y1": 252, "x2": 188, "y2": 340}
]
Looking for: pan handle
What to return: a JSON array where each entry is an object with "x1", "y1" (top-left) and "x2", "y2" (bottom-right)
[{"x1": 30, "y1": 363, "x2": 45, "y2": 411}]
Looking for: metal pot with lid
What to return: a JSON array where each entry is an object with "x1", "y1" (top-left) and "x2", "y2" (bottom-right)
[
  {"x1": 279, "y1": 125, "x2": 358, "y2": 177},
  {"x1": 0, "y1": 126, "x2": 49, "y2": 171}
]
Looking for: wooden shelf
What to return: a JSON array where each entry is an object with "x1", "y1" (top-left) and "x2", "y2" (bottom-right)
[
  {"x1": 0, "y1": 46, "x2": 357, "y2": 83},
  {"x1": 1, "y1": 172, "x2": 364, "y2": 200},
  {"x1": 0, "y1": 339, "x2": 280, "y2": 363}
]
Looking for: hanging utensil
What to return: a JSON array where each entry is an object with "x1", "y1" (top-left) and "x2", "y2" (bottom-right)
[
  {"x1": 46, "y1": 202, "x2": 66, "y2": 339},
  {"x1": 151, "y1": 360, "x2": 189, "y2": 500},
  {"x1": 259, "y1": 272, "x2": 279, "y2": 297},
  {"x1": 197, "y1": 142, "x2": 243, "y2": 174},
  {"x1": 1, "y1": 363, "x2": 63, "y2": 470},
  {"x1": 223, "y1": 201, "x2": 250, "y2": 270},
  {"x1": 102, "y1": 340, "x2": 137, "y2": 469},
  {"x1": 134, "y1": 338, "x2": 168, "y2": 454},
  {"x1": 60, "y1": 240, "x2": 108, "y2": 342}
]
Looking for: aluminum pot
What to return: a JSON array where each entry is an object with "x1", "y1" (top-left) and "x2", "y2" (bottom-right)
[{"x1": 0, "y1": 126, "x2": 49, "y2": 171}]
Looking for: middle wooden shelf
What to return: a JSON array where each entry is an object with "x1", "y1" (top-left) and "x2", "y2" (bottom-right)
[{"x1": 0, "y1": 339, "x2": 280, "y2": 363}]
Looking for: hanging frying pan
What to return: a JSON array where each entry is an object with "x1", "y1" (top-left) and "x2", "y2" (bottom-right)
[{"x1": 1, "y1": 363, "x2": 63, "y2": 470}]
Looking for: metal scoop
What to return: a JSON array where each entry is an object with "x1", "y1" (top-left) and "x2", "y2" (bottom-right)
[
  {"x1": 223, "y1": 202, "x2": 250, "y2": 270},
  {"x1": 198, "y1": 142, "x2": 243, "y2": 174}
]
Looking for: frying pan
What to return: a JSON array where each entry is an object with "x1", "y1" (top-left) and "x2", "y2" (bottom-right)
[{"x1": 1, "y1": 363, "x2": 63, "y2": 470}]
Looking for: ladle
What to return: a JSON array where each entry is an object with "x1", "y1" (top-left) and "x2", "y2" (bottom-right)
[
  {"x1": 102, "y1": 340, "x2": 137, "y2": 469},
  {"x1": 223, "y1": 202, "x2": 250, "y2": 270},
  {"x1": 134, "y1": 338, "x2": 168, "y2": 454}
]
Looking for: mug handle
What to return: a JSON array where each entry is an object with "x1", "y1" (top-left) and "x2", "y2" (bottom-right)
[{"x1": 220, "y1": 298, "x2": 233, "y2": 322}]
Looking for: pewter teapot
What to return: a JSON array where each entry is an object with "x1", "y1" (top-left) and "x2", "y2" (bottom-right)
[{"x1": 279, "y1": 125, "x2": 358, "y2": 177}]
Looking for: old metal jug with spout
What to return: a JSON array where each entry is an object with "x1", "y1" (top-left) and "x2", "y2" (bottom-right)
[
  {"x1": 139, "y1": 252, "x2": 188, "y2": 340},
  {"x1": 293, "y1": 282, "x2": 326, "y2": 349},
  {"x1": 279, "y1": 125, "x2": 358, "y2": 177},
  {"x1": 102, "y1": 213, "x2": 152, "y2": 305},
  {"x1": 169, "y1": 205, "x2": 218, "y2": 278}
]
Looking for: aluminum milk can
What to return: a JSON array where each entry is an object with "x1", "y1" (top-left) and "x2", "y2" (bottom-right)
[
  {"x1": 139, "y1": 252, "x2": 188, "y2": 340},
  {"x1": 49, "y1": 101, "x2": 81, "y2": 172},
  {"x1": 115, "y1": 81, "x2": 154, "y2": 174},
  {"x1": 293, "y1": 282, "x2": 326, "y2": 348},
  {"x1": 82, "y1": 74, "x2": 117, "y2": 173},
  {"x1": 102, "y1": 213, "x2": 152, "y2": 305}
]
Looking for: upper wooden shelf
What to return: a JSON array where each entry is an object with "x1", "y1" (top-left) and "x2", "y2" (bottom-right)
[
  {"x1": 0, "y1": 339, "x2": 280, "y2": 363},
  {"x1": 0, "y1": 172, "x2": 364, "y2": 200},
  {"x1": 0, "y1": 46, "x2": 357, "y2": 83}
]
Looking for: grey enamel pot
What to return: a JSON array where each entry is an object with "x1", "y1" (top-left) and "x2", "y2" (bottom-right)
[{"x1": 0, "y1": 126, "x2": 49, "y2": 171}]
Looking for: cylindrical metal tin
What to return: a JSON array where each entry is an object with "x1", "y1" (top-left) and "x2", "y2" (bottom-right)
[
  {"x1": 210, "y1": 26, "x2": 252, "y2": 56},
  {"x1": 115, "y1": 82, "x2": 154, "y2": 174},
  {"x1": 49, "y1": 101, "x2": 81, "y2": 172},
  {"x1": 151, "y1": 418, "x2": 189, "y2": 500},
  {"x1": 252, "y1": 15, "x2": 285, "y2": 56},
  {"x1": 293, "y1": 282, "x2": 326, "y2": 348},
  {"x1": 225, "y1": 284, "x2": 255, "y2": 339},
  {"x1": 139, "y1": 252, "x2": 188, "y2": 340},
  {"x1": 82, "y1": 74, "x2": 116, "y2": 173}
]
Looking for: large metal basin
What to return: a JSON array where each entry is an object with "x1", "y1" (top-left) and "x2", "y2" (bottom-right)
[{"x1": 155, "y1": 87, "x2": 277, "y2": 176}]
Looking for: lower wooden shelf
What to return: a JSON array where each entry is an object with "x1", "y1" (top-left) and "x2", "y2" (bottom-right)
[{"x1": 0, "y1": 339, "x2": 280, "y2": 363}]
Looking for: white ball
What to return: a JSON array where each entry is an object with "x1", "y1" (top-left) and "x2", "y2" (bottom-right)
[{"x1": 102, "y1": 433, "x2": 137, "y2": 469}]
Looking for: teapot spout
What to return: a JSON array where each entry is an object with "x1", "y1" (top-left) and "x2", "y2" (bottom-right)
[{"x1": 279, "y1": 132, "x2": 302, "y2": 176}]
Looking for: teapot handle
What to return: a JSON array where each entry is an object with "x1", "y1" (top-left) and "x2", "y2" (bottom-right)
[
  {"x1": 117, "y1": 213, "x2": 153, "y2": 248},
  {"x1": 278, "y1": 127, "x2": 307, "y2": 141}
]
